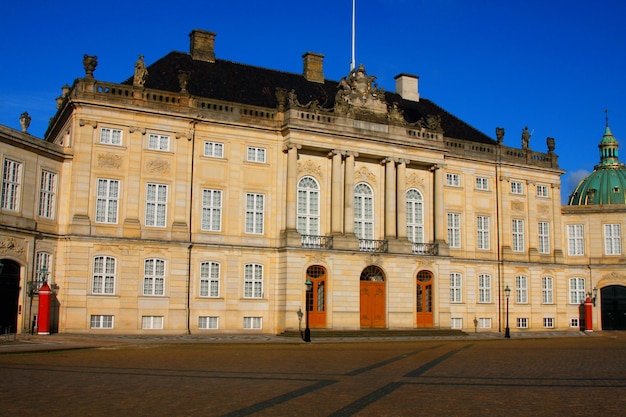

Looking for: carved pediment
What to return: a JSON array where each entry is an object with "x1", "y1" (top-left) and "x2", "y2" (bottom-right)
[
  {"x1": 334, "y1": 65, "x2": 387, "y2": 116},
  {"x1": 355, "y1": 166, "x2": 376, "y2": 183},
  {"x1": 406, "y1": 173, "x2": 426, "y2": 188},
  {"x1": 298, "y1": 160, "x2": 323, "y2": 178}
]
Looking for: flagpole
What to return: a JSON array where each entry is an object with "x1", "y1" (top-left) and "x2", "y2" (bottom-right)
[{"x1": 351, "y1": 0, "x2": 356, "y2": 71}]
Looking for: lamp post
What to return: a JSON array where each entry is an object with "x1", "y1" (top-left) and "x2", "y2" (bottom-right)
[
  {"x1": 504, "y1": 285, "x2": 511, "y2": 338},
  {"x1": 304, "y1": 277, "x2": 312, "y2": 342}
]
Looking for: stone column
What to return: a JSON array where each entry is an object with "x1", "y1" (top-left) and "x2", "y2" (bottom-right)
[
  {"x1": 384, "y1": 157, "x2": 397, "y2": 238},
  {"x1": 329, "y1": 150, "x2": 344, "y2": 234},
  {"x1": 285, "y1": 142, "x2": 301, "y2": 231},
  {"x1": 396, "y1": 159, "x2": 408, "y2": 239},
  {"x1": 344, "y1": 151, "x2": 357, "y2": 235}
]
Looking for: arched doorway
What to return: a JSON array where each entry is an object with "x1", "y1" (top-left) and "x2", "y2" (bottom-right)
[
  {"x1": 416, "y1": 270, "x2": 433, "y2": 327},
  {"x1": 0, "y1": 260, "x2": 21, "y2": 334},
  {"x1": 360, "y1": 265, "x2": 386, "y2": 328},
  {"x1": 601, "y1": 285, "x2": 626, "y2": 330},
  {"x1": 306, "y1": 265, "x2": 326, "y2": 328}
]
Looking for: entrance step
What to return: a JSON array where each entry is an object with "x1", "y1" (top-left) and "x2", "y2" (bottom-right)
[{"x1": 279, "y1": 329, "x2": 467, "y2": 338}]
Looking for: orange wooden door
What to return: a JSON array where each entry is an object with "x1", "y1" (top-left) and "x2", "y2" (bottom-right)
[
  {"x1": 360, "y1": 281, "x2": 386, "y2": 328},
  {"x1": 306, "y1": 266, "x2": 326, "y2": 328},
  {"x1": 416, "y1": 271, "x2": 433, "y2": 327}
]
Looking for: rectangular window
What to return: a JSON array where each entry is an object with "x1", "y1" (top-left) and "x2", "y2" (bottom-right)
[
  {"x1": 38, "y1": 170, "x2": 57, "y2": 219},
  {"x1": 2, "y1": 159, "x2": 22, "y2": 211},
  {"x1": 244, "y1": 263, "x2": 263, "y2": 298},
  {"x1": 450, "y1": 272, "x2": 462, "y2": 303},
  {"x1": 511, "y1": 181, "x2": 523, "y2": 194},
  {"x1": 543, "y1": 317, "x2": 554, "y2": 328},
  {"x1": 93, "y1": 256, "x2": 116, "y2": 295},
  {"x1": 537, "y1": 184, "x2": 549, "y2": 197},
  {"x1": 243, "y1": 317, "x2": 262, "y2": 329},
  {"x1": 200, "y1": 261, "x2": 220, "y2": 297},
  {"x1": 95, "y1": 179, "x2": 120, "y2": 224},
  {"x1": 570, "y1": 318, "x2": 583, "y2": 328},
  {"x1": 146, "y1": 183, "x2": 168, "y2": 227},
  {"x1": 569, "y1": 278, "x2": 586, "y2": 304},
  {"x1": 247, "y1": 147, "x2": 266, "y2": 163},
  {"x1": 204, "y1": 142, "x2": 224, "y2": 158},
  {"x1": 141, "y1": 316, "x2": 164, "y2": 329},
  {"x1": 567, "y1": 224, "x2": 584, "y2": 256},
  {"x1": 515, "y1": 275, "x2": 528, "y2": 304},
  {"x1": 542, "y1": 276, "x2": 554, "y2": 304},
  {"x1": 477, "y1": 216, "x2": 490, "y2": 250},
  {"x1": 450, "y1": 318, "x2": 463, "y2": 329},
  {"x1": 148, "y1": 133, "x2": 170, "y2": 151},
  {"x1": 446, "y1": 173, "x2": 460, "y2": 187},
  {"x1": 245, "y1": 193, "x2": 265, "y2": 234},
  {"x1": 516, "y1": 318, "x2": 529, "y2": 328},
  {"x1": 35, "y1": 252, "x2": 52, "y2": 284},
  {"x1": 604, "y1": 224, "x2": 622, "y2": 255},
  {"x1": 143, "y1": 259, "x2": 165, "y2": 296},
  {"x1": 90, "y1": 315, "x2": 114, "y2": 329},
  {"x1": 478, "y1": 274, "x2": 491, "y2": 303},
  {"x1": 538, "y1": 221, "x2": 550, "y2": 254},
  {"x1": 447, "y1": 213, "x2": 461, "y2": 248},
  {"x1": 475, "y1": 177, "x2": 489, "y2": 190},
  {"x1": 201, "y1": 189, "x2": 222, "y2": 231},
  {"x1": 99, "y1": 128, "x2": 122, "y2": 145},
  {"x1": 198, "y1": 316, "x2": 219, "y2": 329},
  {"x1": 479, "y1": 318, "x2": 492, "y2": 329},
  {"x1": 512, "y1": 219, "x2": 525, "y2": 252}
]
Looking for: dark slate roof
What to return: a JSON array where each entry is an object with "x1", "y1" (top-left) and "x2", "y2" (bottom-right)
[{"x1": 122, "y1": 51, "x2": 495, "y2": 145}]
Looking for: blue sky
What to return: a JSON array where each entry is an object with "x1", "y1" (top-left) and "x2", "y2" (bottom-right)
[{"x1": 2, "y1": 0, "x2": 625, "y2": 200}]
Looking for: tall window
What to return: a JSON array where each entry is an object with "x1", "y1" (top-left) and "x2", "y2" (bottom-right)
[
  {"x1": 542, "y1": 276, "x2": 554, "y2": 304},
  {"x1": 143, "y1": 259, "x2": 165, "y2": 296},
  {"x1": 245, "y1": 193, "x2": 265, "y2": 234},
  {"x1": 35, "y1": 252, "x2": 52, "y2": 283},
  {"x1": 477, "y1": 216, "x2": 490, "y2": 250},
  {"x1": 95, "y1": 179, "x2": 120, "y2": 224},
  {"x1": 201, "y1": 189, "x2": 222, "y2": 231},
  {"x1": 354, "y1": 183, "x2": 374, "y2": 239},
  {"x1": 511, "y1": 181, "x2": 523, "y2": 194},
  {"x1": 604, "y1": 224, "x2": 622, "y2": 255},
  {"x1": 93, "y1": 256, "x2": 116, "y2": 295},
  {"x1": 297, "y1": 176, "x2": 320, "y2": 235},
  {"x1": 200, "y1": 261, "x2": 220, "y2": 297},
  {"x1": 406, "y1": 189, "x2": 423, "y2": 243},
  {"x1": 538, "y1": 221, "x2": 550, "y2": 254},
  {"x1": 38, "y1": 170, "x2": 57, "y2": 219},
  {"x1": 476, "y1": 177, "x2": 489, "y2": 190},
  {"x1": 244, "y1": 263, "x2": 263, "y2": 298},
  {"x1": 567, "y1": 224, "x2": 584, "y2": 256},
  {"x1": 1, "y1": 159, "x2": 22, "y2": 211},
  {"x1": 146, "y1": 183, "x2": 168, "y2": 227},
  {"x1": 148, "y1": 133, "x2": 170, "y2": 151},
  {"x1": 204, "y1": 141, "x2": 224, "y2": 158},
  {"x1": 569, "y1": 278, "x2": 586, "y2": 304},
  {"x1": 450, "y1": 272, "x2": 462, "y2": 303},
  {"x1": 447, "y1": 213, "x2": 461, "y2": 248},
  {"x1": 512, "y1": 219, "x2": 525, "y2": 252},
  {"x1": 478, "y1": 274, "x2": 491, "y2": 303},
  {"x1": 537, "y1": 184, "x2": 549, "y2": 197},
  {"x1": 247, "y1": 147, "x2": 266, "y2": 163},
  {"x1": 446, "y1": 173, "x2": 460, "y2": 187},
  {"x1": 515, "y1": 275, "x2": 528, "y2": 303},
  {"x1": 99, "y1": 127, "x2": 122, "y2": 145}
]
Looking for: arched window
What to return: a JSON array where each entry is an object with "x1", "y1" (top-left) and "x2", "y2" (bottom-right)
[
  {"x1": 360, "y1": 265, "x2": 385, "y2": 282},
  {"x1": 406, "y1": 189, "x2": 424, "y2": 243},
  {"x1": 297, "y1": 176, "x2": 320, "y2": 235},
  {"x1": 354, "y1": 183, "x2": 374, "y2": 239}
]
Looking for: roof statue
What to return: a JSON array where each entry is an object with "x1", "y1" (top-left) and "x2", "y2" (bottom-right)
[
  {"x1": 334, "y1": 64, "x2": 387, "y2": 116},
  {"x1": 496, "y1": 127, "x2": 505, "y2": 144},
  {"x1": 133, "y1": 55, "x2": 148, "y2": 87},
  {"x1": 82, "y1": 55, "x2": 98, "y2": 78},
  {"x1": 521, "y1": 126, "x2": 531, "y2": 149}
]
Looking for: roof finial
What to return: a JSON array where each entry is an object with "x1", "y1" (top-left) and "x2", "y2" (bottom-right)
[{"x1": 605, "y1": 109, "x2": 609, "y2": 127}]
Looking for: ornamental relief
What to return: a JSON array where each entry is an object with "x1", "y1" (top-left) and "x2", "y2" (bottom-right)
[
  {"x1": 307, "y1": 253, "x2": 326, "y2": 265},
  {"x1": 599, "y1": 271, "x2": 626, "y2": 285},
  {"x1": 97, "y1": 152, "x2": 123, "y2": 169},
  {"x1": 297, "y1": 160, "x2": 323, "y2": 178},
  {"x1": 0, "y1": 237, "x2": 25, "y2": 256},
  {"x1": 354, "y1": 166, "x2": 376, "y2": 183},
  {"x1": 146, "y1": 159, "x2": 171, "y2": 174},
  {"x1": 417, "y1": 258, "x2": 433, "y2": 269},
  {"x1": 406, "y1": 173, "x2": 426, "y2": 188},
  {"x1": 511, "y1": 200, "x2": 525, "y2": 212},
  {"x1": 369, "y1": 254, "x2": 383, "y2": 267}
]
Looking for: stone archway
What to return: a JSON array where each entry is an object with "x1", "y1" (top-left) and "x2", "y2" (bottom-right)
[{"x1": 0, "y1": 260, "x2": 21, "y2": 334}]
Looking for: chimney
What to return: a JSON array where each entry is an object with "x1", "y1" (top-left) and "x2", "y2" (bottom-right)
[
  {"x1": 189, "y1": 29, "x2": 216, "y2": 63},
  {"x1": 302, "y1": 52, "x2": 324, "y2": 83},
  {"x1": 394, "y1": 73, "x2": 419, "y2": 102}
]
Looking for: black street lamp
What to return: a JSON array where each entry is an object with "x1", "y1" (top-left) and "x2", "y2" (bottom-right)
[
  {"x1": 304, "y1": 277, "x2": 312, "y2": 342},
  {"x1": 504, "y1": 285, "x2": 511, "y2": 338}
]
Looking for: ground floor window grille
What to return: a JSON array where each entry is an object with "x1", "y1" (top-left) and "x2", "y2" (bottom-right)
[
  {"x1": 90, "y1": 315, "x2": 113, "y2": 329},
  {"x1": 479, "y1": 318, "x2": 492, "y2": 328},
  {"x1": 142, "y1": 316, "x2": 163, "y2": 329},
  {"x1": 450, "y1": 317, "x2": 463, "y2": 329},
  {"x1": 198, "y1": 316, "x2": 219, "y2": 329},
  {"x1": 516, "y1": 317, "x2": 528, "y2": 328},
  {"x1": 243, "y1": 316, "x2": 262, "y2": 329},
  {"x1": 543, "y1": 317, "x2": 554, "y2": 328}
]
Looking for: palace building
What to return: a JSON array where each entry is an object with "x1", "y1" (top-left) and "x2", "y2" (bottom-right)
[{"x1": 1, "y1": 29, "x2": 625, "y2": 335}]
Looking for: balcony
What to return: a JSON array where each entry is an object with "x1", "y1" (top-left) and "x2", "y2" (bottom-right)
[
  {"x1": 411, "y1": 242, "x2": 438, "y2": 255},
  {"x1": 301, "y1": 235, "x2": 334, "y2": 249},
  {"x1": 359, "y1": 239, "x2": 388, "y2": 253}
]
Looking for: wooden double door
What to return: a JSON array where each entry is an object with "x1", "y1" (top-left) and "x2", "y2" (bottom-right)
[
  {"x1": 416, "y1": 271, "x2": 433, "y2": 327},
  {"x1": 306, "y1": 266, "x2": 327, "y2": 328},
  {"x1": 360, "y1": 266, "x2": 386, "y2": 328}
]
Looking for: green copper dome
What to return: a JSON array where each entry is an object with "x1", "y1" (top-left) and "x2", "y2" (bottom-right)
[{"x1": 568, "y1": 123, "x2": 626, "y2": 205}]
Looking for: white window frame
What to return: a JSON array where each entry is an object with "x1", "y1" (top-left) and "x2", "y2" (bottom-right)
[
  {"x1": 604, "y1": 224, "x2": 622, "y2": 255},
  {"x1": 516, "y1": 317, "x2": 529, "y2": 328},
  {"x1": 146, "y1": 183, "x2": 168, "y2": 227},
  {"x1": 38, "y1": 170, "x2": 57, "y2": 219},
  {"x1": 354, "y1": 183, "x2": 374, "y2": 240},
  {"x1": 246, "y1": 147, "x2": 266, "y2": 163},
  {"x1": 450, "y1": 272, "x2": 463, "y2": 303},
  {"x1": 542, "y1": 276, "x2": 554, "y2": 304},
  {"x1": 35, "y1": 252, "x2": 52, "y2": 284},
  {"x1": 200, "y1": 261, "x2": 220, "y2": 297},
  {"x1": 478, "y1": 274, "x2": 491, "y2": 303},
  {"x1": 201, "y1": 189, "x2": 222, "y2": 231},
  {"x1": 479, "y1": 318, "x2": 492, "y2": 329},
  {"x1": 297, "y1": 176, "x2": 320, "y2": 236},
  {"x1": 447, "y1": 213, "x2": 461, "y2": 248},
  {"x1": 543, "y1": 317, "x2": 554, "y2": 328},
  {"x1": 141, "y1": 316, "x2": 164, "y2": 329},
  {"x1": 446, "y1": 173, "x2": 461, "y2": 187},
  {"x1": 567, "y1": 224, "x2": 584, "y2": 256},
  {"x1": 406, "y1": 189, "x2": 424, "y2": 243},
  {"x1": 537, "y1": 184, "x2": 549, "y2": 198},
  {"x1": 148, "y1": 133, "x2": 170, "y2": 151},
  {"x1": 143, "y1": 259, "x2": 165, "y2": 296},
  {"x1": 245, "y1": 193, "x2": 265, "y2": 234},
  {"x1": 511, "y1": 181, "x2": 524, "y2": 194},
  {"x1": 92, "y1": 256, "x2": 116, "y2": 295},
  {"x1": 198, "y1": 316, "x2": 219, "y2": 329},
  {"x1": 204, "y1": 141, "x2": 224, "y2": 158},
  {"x1": 450, "y1": 318, "x2": 463, "y2": 329},
  {"x1": 95, "y1": 178, "x2": 120, "y2": 224},
  {"x1": 99, "y1": 127, "x2": 122, "y2": 146},
  {"x1": 512, "y1": 219, "x2": 525, "y2": 252},
  {"x1": 243, "y1": 317, "x2": 262, "y2": 329},
  {"x1": 476, "y1": 177, "x2": 489, "y2": 190},
  {"x1": 90, "y1": 315, "x2": 114, "y2": 329},
  {"x1": 1, "y1": 158, "x2": 22, "y2": 211},
  {"x1": 477, "y1": 215, "x2": 490, "y2": 250},
  {"x1": 569, "y1": 277, "x2": 586, "y2": 304},
  {"x1": 538, "y1": 221, "x2": 550, "y2": 254},
  {"x1": 570, "y1": 318, "x2": 582, "y2": 328},
  {"x1": 244, "y1": 263, "x2": 263, "y2": 298},
  {"x1": 515, "y1": 275, "x2": 528, "y2": 304}
]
